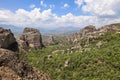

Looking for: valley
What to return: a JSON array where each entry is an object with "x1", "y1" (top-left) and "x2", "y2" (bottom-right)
[{"x1": 1, "y1": 23, "x2": 120, "y2": 80}]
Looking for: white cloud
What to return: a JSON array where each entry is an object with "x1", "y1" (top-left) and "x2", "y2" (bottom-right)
[
  {"x1": 74, "y1": 0, "x2": 84, "y2": 8},
  {"x1": 82, "y1": 0, "x2": 120, "y2": 17},
  {"x1": 62, "y1": 3, "x2": 69, "y2": 8},
  {"x1": 0, "y1": 7, "x2": 120, "y2": 29},
  {"x1": 84, "y1": 0, "x2": 93, "y2": 2},
  {"x1": 40, "y1": 1, "x2": 47, "y2": 7},
  {"x1": 29, "y1": 4, "x2": 36, "y2": 9},
  {"x1": 0, "y1": 8, "x2": 57, "y2": 28}
]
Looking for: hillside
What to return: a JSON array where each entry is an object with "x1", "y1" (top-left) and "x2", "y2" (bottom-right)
[
  {"x1": 20, "y1": 27, "x2": 120, "y2": 79},
  {"x1": 1, "y1": 23, "x2": 120, "y2": 80}
]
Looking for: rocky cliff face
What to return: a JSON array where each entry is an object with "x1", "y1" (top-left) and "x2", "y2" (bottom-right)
[
  {"x1": 43, "y1": 35, "x2": 56, "y2": 45},
  {"x1": 69, "y1": 23, "x2": 120, "y2": 43},
  {"x1": 68, "y1": 25, "x2": 97, "y2": 43},
  {"x1": 22, "y1": 28, "x2": 43, "y2": 49},
  {"x1": 0, "y1": 27, "x2": 51, "y2": 80},
  {"x1": 0, "y1": 48, "x2": 51, "y2": 80},
  {"x1": 98, "y1": 23, "x2": 120, "y2": 33},
  {"x1": 17, "y1": 28, "x2": 44, "y2": 52},
  {"x1": 0, "y1": 27, "x2": 18, "y2": 51},
  {"x1": 65, "y1": 23, "x2": 120, "y2": 53},
  {"x1": 16, "y1": 37, "x2": 29, "y2": 53}
]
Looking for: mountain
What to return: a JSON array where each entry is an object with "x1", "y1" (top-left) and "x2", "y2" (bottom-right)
[
  {"x1": 41, "y1": 26, "x2": 80, "y2": 35},
  {"x1": 0, "y1": 24, "x2": 80, "y2": 36}
]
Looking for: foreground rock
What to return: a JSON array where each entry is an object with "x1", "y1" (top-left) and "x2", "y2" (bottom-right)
[
  {"x1": 0, "y1": 48, "x2": 51, "y2": 80},
  {"x1": 0, "y1": 27, "x2": 18, "y2": 51},
  {"x1": 16, "y1": 37, "x2": 29, "y2": 53}
]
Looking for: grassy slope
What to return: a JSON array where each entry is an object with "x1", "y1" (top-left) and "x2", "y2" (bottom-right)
[{"x1": 21, "y1": 32, "x2": 120, "y2": 80}]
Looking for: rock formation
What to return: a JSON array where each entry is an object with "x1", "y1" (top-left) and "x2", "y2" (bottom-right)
[
  {"x1": 47, "y1": 35, "x2": 55, "y2": 45},
  {"x1": 0, "y1": 48, "x2": 51, "y2": 80},
  {"x1": 66, "y1": 23, "x2": 120, "y2": 52},
  {"x1": 45, "y1": 35, "x2": 56, "y2": 45},
  {"x1": 0, "y1": 27, "x2": 18, "y2": 51},
  {"x1": 0, "y1": 27, "x2": 50, "y2": 80},
  {"x1": 69, "y1": 23, "x2": 120, "y2": 44},
  {"x1": 78, "y1": 25, "x2": 96, "y2": 39},
  {"x1": 16, "y1": 37, "x2": 29, "y2": 53},
  {"x1": 19, "y1": 28, "x2": 44, "y2": 50},
  {"x1": 98, "y1": 23, "x2": 120, "y2": 33},
  {"x1": 42, "y1": 35, "x2": 57, "y2": 46}
]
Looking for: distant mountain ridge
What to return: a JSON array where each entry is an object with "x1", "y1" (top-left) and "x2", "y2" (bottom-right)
[
  {"x1": 42, "y1": 26, "x2": 80, "y2": 35},
  {"x1": 1, "y1": 23, "x2": 120, "y2": 36},
  {"x1": 0, "y1": 24, "x2": 80, "y2": 36},
  {"x1": 0, "y1": 24, "x2": 24, "y2": 36}
]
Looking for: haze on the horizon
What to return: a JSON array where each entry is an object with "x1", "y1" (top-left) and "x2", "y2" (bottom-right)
[{"x1": 0, "y1": 0, "x2": 120, "y2": 29}]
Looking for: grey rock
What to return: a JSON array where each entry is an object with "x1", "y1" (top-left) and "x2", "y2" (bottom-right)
[
  {"x1": 0, "y1": 48, "x2": 51, "y2": 80},
  {"x1": 16, "y1": 37, "x2": 29, "y2": 53},
  {"x1": 64, "y1": 60, "x2": 70, "y2": 67},
  {"x1": 20, "y1": 28, "x2": 44, "y2": 49},
  {"x1": 0, "y1": 27, "x2": 18, "y2": 51}
]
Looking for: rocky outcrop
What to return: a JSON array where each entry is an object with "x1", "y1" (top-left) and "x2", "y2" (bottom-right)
[
  {"x1": 0, "y1": 27, "x2": 18, "y2": 51},
  {"x1": 67, "y1": 23, "x2": 120, "y2": 53},
  {"x1": 43, "y1": 35, "x2": 56, "y2": 45},
  {"x1": 69, "y1": 23, "x2": 120, "y2": 44},
  {"x1": 0, "y1": 26, "x2": 46, "y2": 52},
  {"x1": 16, "y1": 37, "x2": 29, "y2": 53},
  {"x1": 98, "y1": 23, "x2": 120, "y2": 33},
  {"x1": 19, "y1": 28, "x2": 44, "y2": 50},
  {"x1": 0, "y1": 48, "x2": 51, "y2": 80},
  {"x1": 68, "y1": 25, "x2": 97, "y2": 44},
  {"x1": 81, "y1": 25, "x2": 96, "y2": 33},
  {"x1": 0, "y1": 27, "x2": 50, "y2": 80},
  {"x1": 47, "y1": 35, "x2": 55, "y2": 45},
  {"x1": 78, "y1": 25, "x2": 96, "y2": 38}
]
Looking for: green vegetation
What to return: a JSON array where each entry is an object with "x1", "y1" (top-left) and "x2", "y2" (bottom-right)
[{"x1": 20, "y1": 32, "x2": 120, "y2": 80}]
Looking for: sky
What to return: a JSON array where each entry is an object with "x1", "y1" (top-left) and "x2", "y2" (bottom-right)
[{"x1": 0, "y1": 0, "x2": 120, "y2": 29}]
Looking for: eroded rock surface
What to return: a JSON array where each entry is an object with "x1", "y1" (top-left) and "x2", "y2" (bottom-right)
[
  {"x1": 16, "y1": 37, "x2": 29, "y2": 53},
  {"x1": 68, "y1": 23, "x2": 120, "y2": 44},
  {"x1": 18, "y1": 28, "x2": 44, "y2": 51},
  {"x1": 0, "y1": 48, "x2": 51, "y2": 80},
  {"x1": 0, "y1": 27, "x2": 18, "y2": 51},
  {"x1": 22, "y1": 28, "x2": 43, "y2": 48}
]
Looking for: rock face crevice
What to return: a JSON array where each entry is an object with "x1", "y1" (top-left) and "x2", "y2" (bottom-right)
[{"x1": 6, "y1": 42, "x2": 19, "y2": 52}]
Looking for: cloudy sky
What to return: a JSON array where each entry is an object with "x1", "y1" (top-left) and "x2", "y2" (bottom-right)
[{"x1": 0, "y1": 0, "x2": 120, "y2": 29}]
